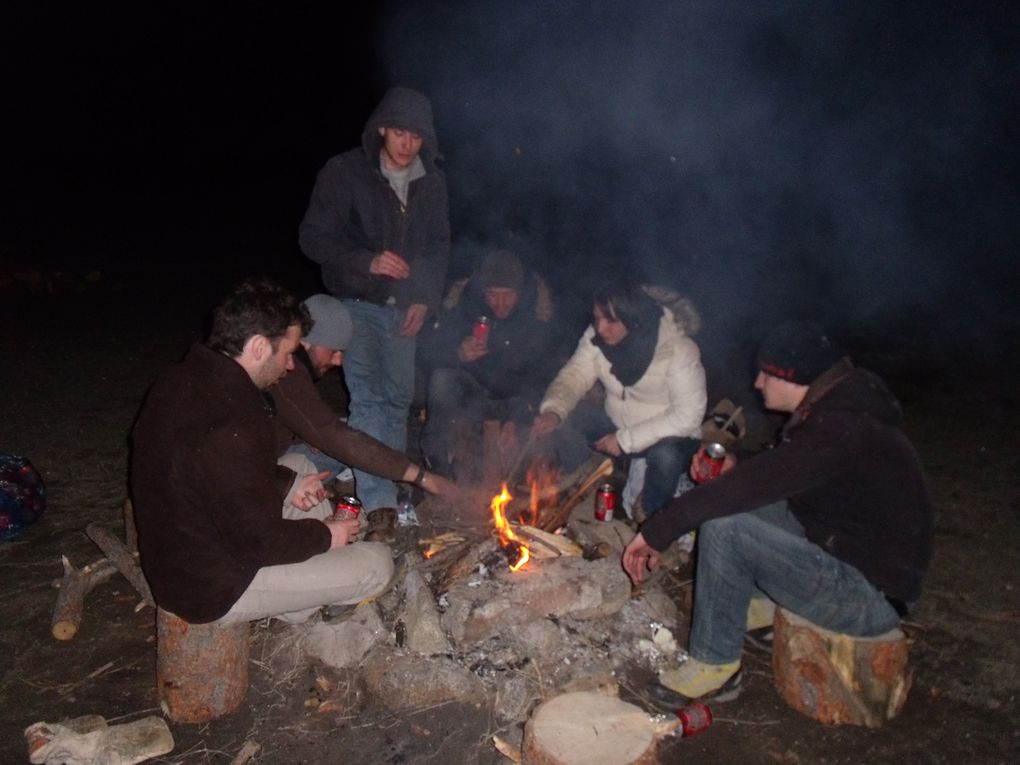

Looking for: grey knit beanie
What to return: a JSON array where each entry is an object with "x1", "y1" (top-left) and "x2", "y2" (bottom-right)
[{"x1": 302, "y1": 295, "x2": 354, "y2": 351}]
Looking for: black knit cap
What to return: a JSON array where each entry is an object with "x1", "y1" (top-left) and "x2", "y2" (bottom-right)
[{"x1": 758, "y1": 321, "x2": 843, "y2": 385}]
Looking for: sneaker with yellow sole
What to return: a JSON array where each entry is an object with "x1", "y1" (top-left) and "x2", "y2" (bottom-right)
[{"x1": 645, "y1": 658, "x2": 743, "y2": 711}]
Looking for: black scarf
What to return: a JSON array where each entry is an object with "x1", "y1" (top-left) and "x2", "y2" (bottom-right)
[{"x1": 594, "y1": 314, "x2": 660, "y2": 387}]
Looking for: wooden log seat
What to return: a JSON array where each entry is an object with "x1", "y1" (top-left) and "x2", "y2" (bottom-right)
[
  {"x1": 522, "y1": 691, "x2": 677, "y2": 765},
  {"x1": 772, "y1": 607, "x2": 912, "y2": 727},
  {"x1": 156, "y1": 608, "x2": 249, "y2": 723}
]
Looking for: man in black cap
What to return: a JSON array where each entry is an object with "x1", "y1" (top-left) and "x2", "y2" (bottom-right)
[
  {"x1": 418, "y1": 249, "x2": 559, "y2": 480},
  {"x1": 623, "y1": 321, "x2": 932, "y2": 708},
  {"x1": 300, "y1": 87, "x2": 450, "y2": 514}
]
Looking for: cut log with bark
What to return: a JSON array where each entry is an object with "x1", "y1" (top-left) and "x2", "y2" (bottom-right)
[
  {"x1": 433, "y1": 537, "x2": 501, "y2": 591},
  {"x1": 85, "y1": 522, "x2": 154, "y2": 607},
  {"x1": 539, "y1": 458, "x2": 613, "y2": 532},
  {"x1": 51, "y1": 556, "x2": 117, "y2": 641},
  {"x1": 522, "y1": 691, "x2": 677, "y2": 765},
  {"x1": 156, "y1": 608, "x2": 250, "y2": 723},
  {"x1": 772, "y1": 607, "x2": 912, "y2": 727},
  {"x1": 512, "y1": 525, "x2": 583, "y2": 559}
]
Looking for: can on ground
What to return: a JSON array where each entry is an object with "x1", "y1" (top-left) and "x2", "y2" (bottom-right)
[
  {"x1": 594, "y1": 482, "x2": 616, "y2": 522},
  {"x1": 675, "y1": 702, "x2": 712, "y2": 737}
]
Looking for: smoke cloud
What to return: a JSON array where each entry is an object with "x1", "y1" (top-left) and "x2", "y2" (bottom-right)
[{"x1": 377, "y1": 0, "x2": 1018, "y2": 363}]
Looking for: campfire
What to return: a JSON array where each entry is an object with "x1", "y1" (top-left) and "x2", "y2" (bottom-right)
[{"x1": 491, "y1": 483, "x2": 530, "y2": 571}]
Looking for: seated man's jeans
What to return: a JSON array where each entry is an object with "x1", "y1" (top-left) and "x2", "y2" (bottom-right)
[
  {"x1": 550, "y1": 401, "x2": 697, "y2": 514},
  {"x1": 343, "y1": 301, "x2": 415, "y2": 512},
  {"x1": 422, "y1": 366, "x2": 523, "y2": 477},
  {"x1": 689, "y1": 501, "x2": 902, "y2": 665}
]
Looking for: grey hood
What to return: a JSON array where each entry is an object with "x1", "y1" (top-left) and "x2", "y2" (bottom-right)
[{"x1": 361, "y1": 86, "x2": 440, "y2": 162}]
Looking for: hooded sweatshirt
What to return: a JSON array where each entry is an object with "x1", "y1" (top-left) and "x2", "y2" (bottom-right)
[
  {"x1": 299, "y1": 87, "x2": 450, "y2": 312},
  {"x1": 640, "y1": 363, "x2": 933, "y2": 605}
]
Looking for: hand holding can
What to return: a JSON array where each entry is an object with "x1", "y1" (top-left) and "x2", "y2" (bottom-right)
[
  {"x1": 692, "y1": 443, "x2": 727, "y2": 484},
  {"x1": 472, "y1": 316, "x2": 491, "y2": 346}
]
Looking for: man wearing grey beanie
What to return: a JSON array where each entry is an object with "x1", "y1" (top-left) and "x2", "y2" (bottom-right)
[{"x1": 269, "y1": 295, "x2": 455, "y2": 513}]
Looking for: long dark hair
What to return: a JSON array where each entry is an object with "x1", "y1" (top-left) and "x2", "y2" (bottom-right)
[{"x1": 592, "y1": 281, "x2": 661, "y2": 333}]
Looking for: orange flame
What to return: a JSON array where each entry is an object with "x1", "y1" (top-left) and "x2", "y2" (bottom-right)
[{"x1": 490, "y1": 482, "x2": 530, "y2": 571}]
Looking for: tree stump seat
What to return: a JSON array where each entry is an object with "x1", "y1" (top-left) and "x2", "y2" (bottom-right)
[
  {"x1": 772, "y1": 607, "x2": 912, "y2": 727},
  {"x1": 156, "y1": 608, "x2": 249, "y2": 723}
]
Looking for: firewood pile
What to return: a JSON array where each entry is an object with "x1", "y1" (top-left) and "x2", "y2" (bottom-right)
[
  {"x1": 51, "y1": 500, "x2": 153, "y2": 641},
  {"x1": 270, "y1": 453, "x2": 693, "y2": 761}
]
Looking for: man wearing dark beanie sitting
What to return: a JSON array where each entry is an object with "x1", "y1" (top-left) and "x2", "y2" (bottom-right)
[
  {"x1": 623, "y1": 321, "x2": 933, "y2": 708},
  {"x1": 418, "y1": 249, "x2": 560, "y2": 481}
]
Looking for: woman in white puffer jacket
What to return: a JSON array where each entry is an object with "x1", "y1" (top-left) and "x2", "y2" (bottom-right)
[{"x1": 532, "y1": 281, "x2": 707, "y2": 516}]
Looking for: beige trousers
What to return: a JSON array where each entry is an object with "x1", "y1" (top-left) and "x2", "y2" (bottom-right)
[{"x1": 214, "y1": 454, "x2": 394, "y2": 625}]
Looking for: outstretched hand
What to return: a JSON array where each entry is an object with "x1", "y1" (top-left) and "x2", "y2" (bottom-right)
[
  {"x1": 531, "y1": 412, "x2": 561, "y2": 438},
  {"x1": 622, "y1": 532, "x2": 660, "y2": 585}
]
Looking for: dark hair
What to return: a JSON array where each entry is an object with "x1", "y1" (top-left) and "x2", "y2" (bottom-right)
[
  {"x1": 207, "y1": 277, "x2": 311, "y2": 357},
  {"x1": 593, "y1": 281, "x2": 662, "y2": 332}
]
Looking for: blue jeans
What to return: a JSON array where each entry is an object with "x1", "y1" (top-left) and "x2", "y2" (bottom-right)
[
  {"x1": 551, "y1": 401, "x2": 697, "y2": 514},
  {"x1": 343, "y1": 301, "x2": 415, "y2": 511},
  {"x1": 689, "y1": 501, "x2": 902, "y2": 664},
  {"x1": 422, "y1": 367, "x2": 519, "y2": 478}
]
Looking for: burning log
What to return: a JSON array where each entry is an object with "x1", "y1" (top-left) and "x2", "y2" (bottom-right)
[
  {"x1": 435, "y1": 538, "x2": 501, "y2": 591},
  {"x1": 539, "y1": 458, "x2": 613, "y2": 532},
  {"x1": 512, "y1": 525, "x2": 582, "y2": 559},
  {"x1": 51, "y1": 556, "x2": 117, "y2": 641}
]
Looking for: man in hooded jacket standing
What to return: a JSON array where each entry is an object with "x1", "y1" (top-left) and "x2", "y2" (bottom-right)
[{"x1": 300, "y1": 87, "x2": 450, "y2": 514}]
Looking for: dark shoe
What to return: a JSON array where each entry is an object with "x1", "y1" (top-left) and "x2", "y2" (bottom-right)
[
  {"x1": 365, "y1": 507, "x2": 397, "y2": 543},
  {"x1": 320, "y1": 603, "x2": 357, "y2": 624},
  {"x1": 644, "y1": 668, "x2": 744, "y2": 712},
  {"x1": 745, "y1": 626, "x2": 774, "y2": 652}
]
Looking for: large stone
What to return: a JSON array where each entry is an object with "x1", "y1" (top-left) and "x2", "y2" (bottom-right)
[
  {"x1": 361, "y1": 649, "x2": 486, "y2": 709},
  {"x1": 441, "y1": 556, "x2": 632, "y2": 647},
  {"x1": 302, "y1": 603, "x2": 388, "y2": 669},
  {"x1": 401, "y1": 569, "x2": 451, "y2": 655}
]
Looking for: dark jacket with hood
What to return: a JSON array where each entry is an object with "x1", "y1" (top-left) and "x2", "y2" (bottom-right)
[
  {"x1": 299, "y1": 87, "x2": 450, "y2": 313},
  {"x1": 269, "y1": 345, "x2": 413, "y2": 479},
  {"x1": 641, "y1": 361, "x2": 933, "y2": 605},
  {"x1": 418, "y1": 269, "x2": 559, "y2": 404},
  {"x1": 130, "y1": 344, "x2": 331, "y2": 624}
]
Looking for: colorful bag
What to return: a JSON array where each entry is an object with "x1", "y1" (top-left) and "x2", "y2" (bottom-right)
[{"x1": 0, "y1": 452, "x2": 46, "y2": 543}]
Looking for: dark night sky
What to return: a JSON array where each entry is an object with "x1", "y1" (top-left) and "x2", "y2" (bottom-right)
[{"x1": 4, "y1": 1, "x2": 1018, "y2": 366}]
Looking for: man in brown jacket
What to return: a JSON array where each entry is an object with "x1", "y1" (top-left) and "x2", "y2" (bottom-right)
[{"x1": 131, "y1": 278, "x2": 393, "y2": 625}]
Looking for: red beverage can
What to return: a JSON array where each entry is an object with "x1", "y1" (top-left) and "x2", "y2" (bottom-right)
[
  {"x1": 472, "y1": 315, "x2": 491, "y2": 345},
  {"x1": 675, "y1": 702, "x2": 712, "y2": 737},
  {"x1": 694, "y1": 442, "x2": 727, "y2": 484},
  {"x1": 594, "y1": 482, "x2": 616, "y2": 522},
  {"x1": 333, "y1": 494, "x2": 362, "y2": 521}
]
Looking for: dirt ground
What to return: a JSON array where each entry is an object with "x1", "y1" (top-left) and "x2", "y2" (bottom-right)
[{"x1": 1, "y1": 264, "x2": 1017, "y2": 764}]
